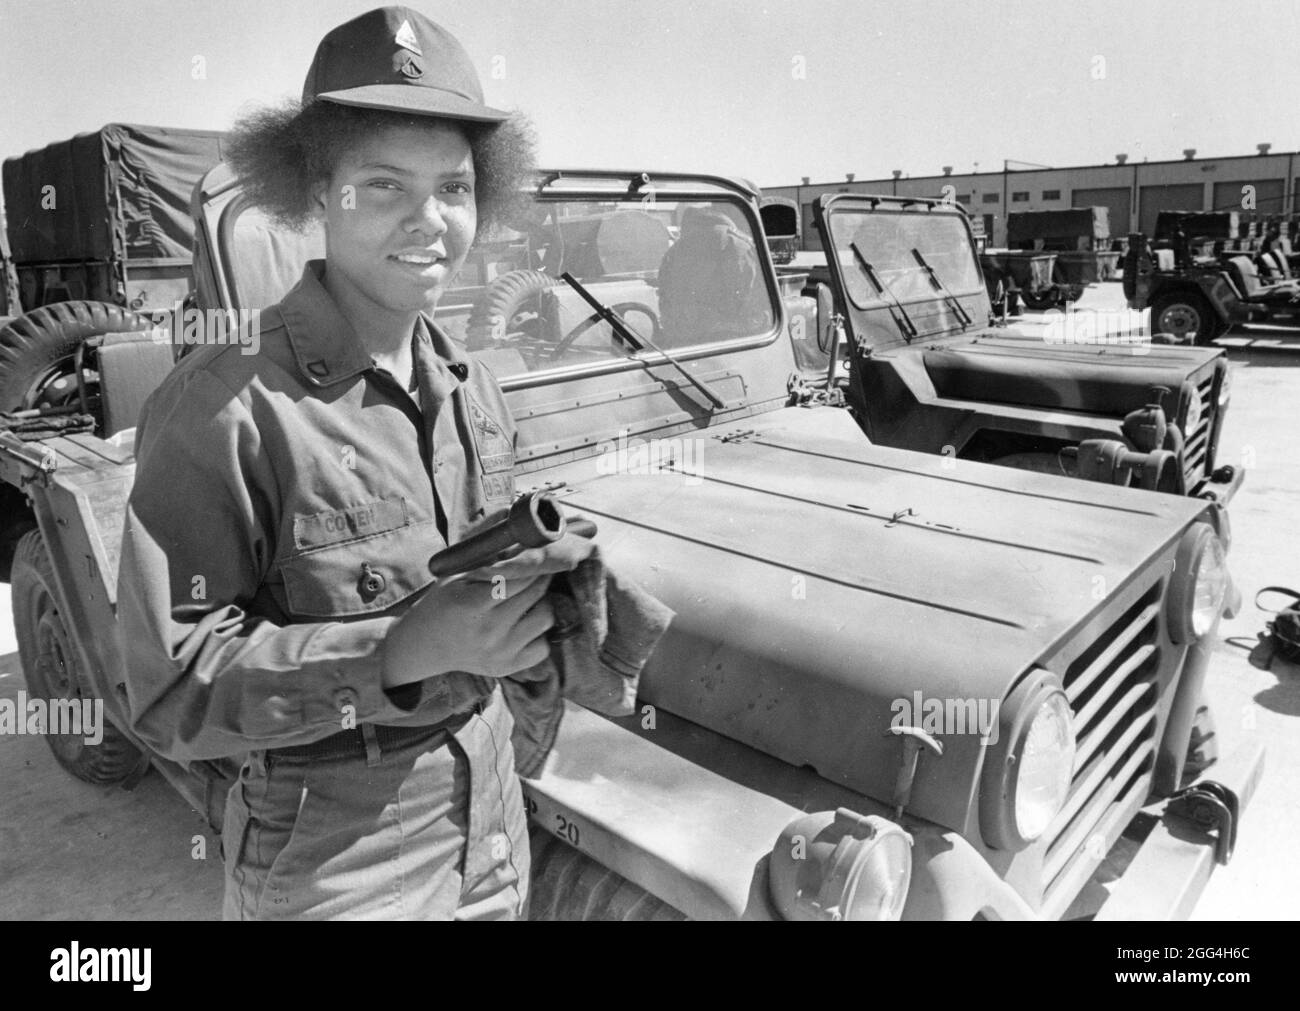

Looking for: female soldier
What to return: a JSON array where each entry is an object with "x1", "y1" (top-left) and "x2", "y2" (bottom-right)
[{"x1": 117, "y1": 7, "x2": 561, "y2": 920}]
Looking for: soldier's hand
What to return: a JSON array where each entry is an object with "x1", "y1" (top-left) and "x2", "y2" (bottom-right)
[
  {"x1": 461, "y1": 529, "x2": 597, "y2": 582},
  {"x1": 382, "y1": 573, "x2": 554, "y2": 687}
]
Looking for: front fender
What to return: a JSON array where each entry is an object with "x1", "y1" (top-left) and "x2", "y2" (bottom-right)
[
  {"x1": 903, "y1": 827, "x2": 1039, "y2": 920},
  {"x1": 1195, "y1": 272, "x2": 1240, "y2": 322}
]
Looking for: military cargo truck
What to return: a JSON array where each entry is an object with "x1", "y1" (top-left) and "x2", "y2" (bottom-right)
[
  {"x1": 975, "y1": 208, "x2": 1117, "y2": 310},
  {"x1": 978, "y1": 247, "x2": 1073, "y2": 311},
  {"x1": 1007, "y1": 206, "x2": 1121, "y2": 285},
  {"x1": 0, "y1": 148, "x2": 1262, "y2": 919},
  {"x1": 0, "y1": 124, "x2": 226, "y2": 317},
  {"x1": 0, "y1": 125, "x2": 226, "y2": 571},
  {"x1": 759, "y1": 196, "x2": 799, "y2": 266}
]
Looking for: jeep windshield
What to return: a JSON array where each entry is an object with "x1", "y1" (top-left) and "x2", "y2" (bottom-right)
[
  {"x1": 431, "y1": 175, "x2": 780, "y2": 385},
  {"x1": 199, "y1": 168, "x2": 779, "y2": 387},
  {"x1": 819, "y1": 198, "x2": 985, "y2": 345}
]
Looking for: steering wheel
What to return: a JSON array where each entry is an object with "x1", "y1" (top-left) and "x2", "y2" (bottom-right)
[{"x1": 551, "y1": 302, "x2": 660, "y2": 360}]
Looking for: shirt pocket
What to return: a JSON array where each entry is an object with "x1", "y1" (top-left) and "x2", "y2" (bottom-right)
[{"x1": 280, "y1": 514, "x2": 439, "y2": 619}]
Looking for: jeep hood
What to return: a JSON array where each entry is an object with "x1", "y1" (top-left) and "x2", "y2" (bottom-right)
[
  {"x1": 540, "y1": 407, "x2": 1206, "y2": 831},
  {"x1": 919, "y1": 329, "x2": 1221, "y2": 413}
]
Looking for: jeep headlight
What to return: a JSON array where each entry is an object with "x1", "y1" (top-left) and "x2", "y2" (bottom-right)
[
  {"x1": 1013, "y1": 692, "x2": 1075, "y2": 841},
  {"x1": 980, "y1": 670, "x2": 1076, "y2": 850},
  {"x1": 769, "y1": 808, "x2": 912, "y2": 920},
  {"x1": 1168, "y1": 524, "x2": 1229, "y2": 643}
]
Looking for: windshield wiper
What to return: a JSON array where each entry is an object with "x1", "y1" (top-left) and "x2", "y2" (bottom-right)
[
  {"x1": 911, "y1": 248, "x2": 972, "y2": 329},
  {"x1": 849, "y1": 241, "x2": 918, "y2": 342},
  {"x1": 559, "y1": 272, "x2": 725, "y2": 411}
]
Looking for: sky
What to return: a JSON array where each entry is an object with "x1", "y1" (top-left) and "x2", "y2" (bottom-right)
[{"x1": 1, "y1": 0, "x2": 1298, "y2": 188}]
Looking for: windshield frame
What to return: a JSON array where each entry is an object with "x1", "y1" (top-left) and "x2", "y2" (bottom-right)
[
  {"x1": 468, "y1": 174, "x2": 786, "y2": 393},
  {"x1": 821, "y1": 195, "x2": 985, "y2": 315}
]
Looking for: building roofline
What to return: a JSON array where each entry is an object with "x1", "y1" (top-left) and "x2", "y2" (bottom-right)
[{"x1": 770, "y1": 149, "x2": 1300, "y2": 191}]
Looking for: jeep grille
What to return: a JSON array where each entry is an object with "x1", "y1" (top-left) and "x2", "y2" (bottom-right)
[
  {"x1": 1040, "y1": 582, "x2": 1163, "y2": 913},
  {"x1": 1182, "y1": 372, "x2": 1216, "y2": 488}
]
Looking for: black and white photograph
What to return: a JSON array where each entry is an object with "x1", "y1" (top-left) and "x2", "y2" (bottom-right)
[{"x1": 0, "y1": 0, "x2": 1294, "y2": 959}]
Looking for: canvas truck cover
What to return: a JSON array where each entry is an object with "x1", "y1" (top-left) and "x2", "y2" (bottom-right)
[
  {"x1": 2, "y1": 124, "x2": 227, "y2": 264},
  {"x1": 1153, "y1": 210, "x2": 1241, "y2": 243},
  {"x1": 1006, "y1": 206, "x2": 1110, "y2": 245}
]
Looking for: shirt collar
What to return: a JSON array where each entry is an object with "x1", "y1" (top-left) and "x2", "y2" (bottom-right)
[
  {"x1": 279, "y1": 260, "x2": 470, "y2": 387},
  {"x1": 414, "y1": 313, "x2": 470, "y2": 384}
]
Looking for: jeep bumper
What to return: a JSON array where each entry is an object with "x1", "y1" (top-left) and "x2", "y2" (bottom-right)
[
  {"x1": 1094, "y1": 740, "x2": 1264, "y2": 920},
  {"x1": 1193, "y1": 462, "x2": 1244, "y2": 505},
  {"x1": 530, "y1": 699, "x2": 1262, "y2": 921},
  {"x1": 900, "y1": 738, "x2": 1263, "y2": 920}
]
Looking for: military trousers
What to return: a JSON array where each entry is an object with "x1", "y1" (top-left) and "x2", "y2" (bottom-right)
[{"x1": 221, "y1": 686, "x2": 529, "y2": 920}]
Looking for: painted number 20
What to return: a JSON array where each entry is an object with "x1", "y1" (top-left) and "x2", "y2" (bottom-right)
[{"x1": 555, "y1": 814, "x2": 580, "y2": 847}]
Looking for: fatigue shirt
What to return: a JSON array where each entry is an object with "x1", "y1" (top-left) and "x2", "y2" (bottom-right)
[{"x1": 117, "y1": 260, "x2": 518, "y2": 763}]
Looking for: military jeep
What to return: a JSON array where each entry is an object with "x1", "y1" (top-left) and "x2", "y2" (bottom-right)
[
  {"x1": 0, "y1": 154, "x2": 1262, "y2": 920},
  {"x1": 778, "y1": 194, "x2": 1241, "y2": 503},
  {"x1": 1125, "y1": 210, "x2": 1300, "y2": 343}
]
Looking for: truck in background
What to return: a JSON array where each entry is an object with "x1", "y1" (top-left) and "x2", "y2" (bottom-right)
[{"x1": 978, "y1": 207, "x2": 1119, "y2": 310}]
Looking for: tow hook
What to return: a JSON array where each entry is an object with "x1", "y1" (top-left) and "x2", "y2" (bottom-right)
[
  {"x1": 884, "y1": 725, "x2": 943, "y2": 820},
  {"x1": 1167, "y1": 781, "x2": 1240, "y2": 865}
]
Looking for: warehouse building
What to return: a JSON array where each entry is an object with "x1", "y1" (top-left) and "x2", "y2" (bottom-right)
[{"x1": 766, "y1": 146, "x2": 1299, "y2": 250}]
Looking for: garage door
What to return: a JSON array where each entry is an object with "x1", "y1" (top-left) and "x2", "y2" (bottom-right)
[
  {"x1": 1073, "y1": 187, "x2": 1131, "y2": 239},
  {"x1": 802, "y1": 203, "x2": 821, "y2": 250},
  {"x1": 1212, "y1": 178, "x2": 1284, "y2": 215},
  {"x1": 1139, "y1": 183, "x2": 1205, "y2": 235}
]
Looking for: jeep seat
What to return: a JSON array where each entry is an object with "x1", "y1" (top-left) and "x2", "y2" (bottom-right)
[
  {"x1": 229, "y1": 206, "x2": 326, "y2": 313},
  {"x1": 1261, "y1": 250, "x2": 1292, "y2": 280},
  {"x1": 98, "y1": 331, "x2": 182, "y2": 437},
  {"x1": 1226, "y1": 255, "x2": 1300, "y2": 302}
]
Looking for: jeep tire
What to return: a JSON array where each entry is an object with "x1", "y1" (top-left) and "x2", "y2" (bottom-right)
[
  {"x1": 465, "y1": 270, "x2": 561, "y2": 350},
  {"x1": 1019, "y1": 289, "x2": 1059, "y2": 311},
  {"x1": 1149, "y1": 290, "x2": 1224, "y2": 345},
  {"x1": 11, "y1": 529, "x2": 146, "y2": 784},
  {"x1": 0, "y1": 300, "x2": 152, "y2": 415}
]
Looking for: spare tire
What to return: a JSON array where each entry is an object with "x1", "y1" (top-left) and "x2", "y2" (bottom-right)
[
  {"x1": 465, "y1": 270, "x2": 561, "y2": 350},
  {"x1": 0, "y1": 300, "x2": 152, "y2": 415}
]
